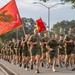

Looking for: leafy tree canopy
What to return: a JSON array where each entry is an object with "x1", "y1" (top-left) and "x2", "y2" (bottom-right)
[
  {"x1": 51, "y1": 20, "x2": 75, "y2": 35},
  {"x1": 40, "y1": 0, "x2": 49, "y2": 2},
  {"x1": 40, "y1": 0, "x2": 75, "y2": 8},
  {"x1": 61, "y1": 0, "x2": 75, "y2": 8}
]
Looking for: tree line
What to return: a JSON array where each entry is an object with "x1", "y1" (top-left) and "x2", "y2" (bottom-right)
[{"x1": 0, "y1": 17, "x2": 75, "y2": 45}]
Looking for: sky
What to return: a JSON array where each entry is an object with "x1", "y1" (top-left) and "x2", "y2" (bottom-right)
[{"x1": 0, "y1": 0, "x2": 75, "y2": 29}]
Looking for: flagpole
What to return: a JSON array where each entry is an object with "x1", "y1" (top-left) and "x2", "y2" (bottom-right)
[
  {"x1": 22, "y1": 25, "x2": 26, "y2": 37},
  {"x1": 16, "y1": 28, "x2": 18, "y2": 40},
  {"x1": 33, "y1": 2, "x2": 65, "y2": 33}
]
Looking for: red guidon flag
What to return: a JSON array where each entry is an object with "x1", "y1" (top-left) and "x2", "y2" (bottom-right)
[
  {"x1": 36, "y1": 18, "x2": 46, "y2": 32},
  {"x1": 0, "y1": 0, "x2": 22, "y2": 35}
]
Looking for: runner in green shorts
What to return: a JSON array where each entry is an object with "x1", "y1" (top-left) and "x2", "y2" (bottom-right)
[
  {"x1": 64, "y1": 27, "x2": 75, "y2": 70},
  {"x1": 58, "y1": 34, "x2": 65, "y2": 68},
  {"x1": 46, "y1": 34, "x2": 58, "y2": 72},
  {"x1": 40, "y1": 30, "x2": 50, "y2": 68},
  {"x1": 28, "y1": 29, "x2": 41, "y2": 73}
]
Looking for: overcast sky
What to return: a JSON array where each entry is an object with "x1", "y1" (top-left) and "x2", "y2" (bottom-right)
[{"x1": 0, "y1": 0, "x2": 75, "y2": 29}]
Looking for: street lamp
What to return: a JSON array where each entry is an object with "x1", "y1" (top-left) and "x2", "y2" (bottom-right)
[{"x1": 33, "y1": 2, "x2": 65, "y2": 32}]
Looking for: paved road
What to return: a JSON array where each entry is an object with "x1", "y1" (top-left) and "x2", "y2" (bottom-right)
[
  {"x1": 0, "y1": 70, "x2": 5, "y2": 75},
  {"x1": 0, "y1": 59, "x2": 75, "y2": 75}
]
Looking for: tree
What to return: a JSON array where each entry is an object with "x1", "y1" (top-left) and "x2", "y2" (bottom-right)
[
  {"x1": 51, "y1": 20, "x2": 75, "y2": 35},
  {"x1": 61, "y1": 0, "x2": 75, "y2": 8},
  {"x1": 0, "y1": 17, "x2": 47, "y2": 45},
  {"x1": 21, "y1": 17, "x2": 36, "y2": 35},
  {"x1": 40, "y1": 0, "x2": 49, "y2": 2}
]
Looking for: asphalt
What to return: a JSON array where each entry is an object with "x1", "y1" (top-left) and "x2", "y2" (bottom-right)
[
  {"x1": 0, "y1": 59, "x2": 75, "y2": 75},
  {"x1": 0, "y1": 70, "x2": 5, "y2": 75}
]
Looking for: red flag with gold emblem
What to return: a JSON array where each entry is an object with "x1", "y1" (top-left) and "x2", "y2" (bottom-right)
[
  {"x1": 0, "y1": 0, "x2": 22, "y2": 35},
  {"x1": 36, "y1": 18, "x2": 46, "y2": 32}
]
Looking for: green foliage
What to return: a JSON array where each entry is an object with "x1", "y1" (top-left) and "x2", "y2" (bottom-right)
[
  {"x1": 51, "y1": 20, "x2": 75, "y2": 35},
  {"x1": 40, "y1": 0, "x2": 49, "y2": 2},
  {"x1": 43, "y1": 0, "x2": 46, "y2": 2},
  {"x1": 61, "y1": 0, "x2": 75, "y2": 2},
  {"x1": 21, "y1": 17, "x2": 36, "y2": 34},
  {"x1": 61, "y1": 0, "x2": 75, "y2": 8}
]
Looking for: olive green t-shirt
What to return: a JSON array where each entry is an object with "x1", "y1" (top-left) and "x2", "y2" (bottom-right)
[
  {"x1": 28, "y1": 34, "x2": 41, "y2": 48},
  {"x1": 64, "y1": 34, "x2": 75, "y2": 47},
  {"x1": 47, "y1": 39, "x2": 58, "y2": 52}
]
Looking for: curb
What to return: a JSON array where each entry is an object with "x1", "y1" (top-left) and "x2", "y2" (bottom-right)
[
  {"x1": 0, "y1": 62, "x2": 19, "y2": 75},
  {"x1": 0, "y1": 66, "x2": 9, "y2": 75}
]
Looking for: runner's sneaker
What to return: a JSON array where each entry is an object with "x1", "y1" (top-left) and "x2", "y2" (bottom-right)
[
  {"x1": 65, "y1": 63, "x2": 68, "y2": 69},
  {"x1": 61, "y1": 60, "x2": 65, "y2": 64},
  {"x1": 19, "y1": 63, "x2": 22, "y2": 67},
  {"x1": 59, "y1": 63, "x2": 62, "y2": 68},
  {"x1": 35, "y1": 69, "x2": 39, "y2": 73},
  {"x1": 52, "y1": 68, "x2": 56, "y2": 72},
  {"x1": 25, "y1": 67, "x2": 28, "y2": 71},
  {"x1": 31, "y1": 64, "x2": 33, "y2": 70},
  {"x1": 41, "y1": 62, "x2": 44, "y2": 67},
  {"x1": 70, "y1": 67, "x2": 75, "y2": 71},
  {"x1": 24, "y1": 64, "x2": 26, "y2": 68},
  {"x1": 46, "y1": 63, "x2": 50, "y2": 68},
  {"x1": 56, "y1": 64, "x2": 59, "y2": 67},
  {"x1": 27, "y1": 65, "x2": 29, "y2": 68}
]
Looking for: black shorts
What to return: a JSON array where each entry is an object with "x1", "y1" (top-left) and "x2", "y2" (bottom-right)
[
  {"x1": 66, "y1": 49, "x2": 75, "y2": 55},
  {"x1": 59, "y1": 50, "x2": 65, "y2": 55},
  {"x1": 23, "y1": 51, "x2": 30, "y2": 57},
  {"x1": 42, "y1": 48, "x2": 48, "y2": 53},
  {"x1": 13, "y1": 49, "x2": 16, "y2": 55},
  {"x1": 30, "y1": 47, "x2": 41, "y2": 56},
  {"x1": 66, "y1": 46, "x2": 75, "y2": 55},
  {"x1": 49, "y1": 51, "x2": 58, "y2": 59}
]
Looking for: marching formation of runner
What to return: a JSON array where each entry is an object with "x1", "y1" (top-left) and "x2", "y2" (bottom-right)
[{"x1": 0, "y1": 27, "x2": 75, "y2": 73}]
